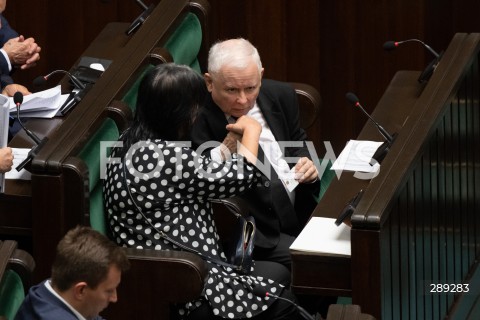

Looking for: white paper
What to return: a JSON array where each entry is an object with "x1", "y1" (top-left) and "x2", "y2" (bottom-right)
[
  {"x1": 331, "y1": 140, "x2": 382, "y2": 173},
  {"x1": 289, "y1": 217, "x2": 351, "y2": 256},
  {"x1": 0, "y1": 95, "x2": 9, "y2": 192},
  {"x1": 8, "y1": 85, "x2": 71, "y2": 118},
  {"x1": 5, "y1": 148, "x2": 32, "y2": 180}
]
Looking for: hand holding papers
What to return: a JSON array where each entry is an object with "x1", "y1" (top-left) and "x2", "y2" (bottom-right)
[
  {"x1": 8, "y1": 85, "x2": 70, "y2": 118},
  {"x1": 290, "y1": 217, "x2": 351, "y2": 256}
]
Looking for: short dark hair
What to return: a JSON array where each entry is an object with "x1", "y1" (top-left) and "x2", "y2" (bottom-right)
[{"x1": 51, "y1": 225, "x2": 130, "y2": 291}]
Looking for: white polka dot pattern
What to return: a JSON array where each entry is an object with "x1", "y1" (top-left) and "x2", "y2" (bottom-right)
[{"x1": 104, "y1": 140, "x2": 281, "y2": 318}]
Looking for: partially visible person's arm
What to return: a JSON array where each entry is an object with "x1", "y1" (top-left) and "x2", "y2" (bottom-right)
[
  {"x1": 2, "y1": 36, "x2": 41, "y2": 70},
  {"x1": 2, "y1": 83, "x2": 30, "y2": 97},
  {"x1": 226, "y1": 115, "x2": 261, "y2": 164},
  {"x1": 0, "y1": 147, "x2": 13, "y2": 173}
]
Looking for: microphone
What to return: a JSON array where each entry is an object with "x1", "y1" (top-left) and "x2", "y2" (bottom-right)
[
  {"x1": 33, "y1": 69, "x2": 93, "y2": 115},
  {"x1": 383, "y1": 39, "x2": 440, "y2": 58},
  {"x1": 383, "y1": 39, "x2": 443, "y2": 83},
  {"x1": 335, "y1": 189, "x2": 364, "y2": 226},
  {"x1": 346, "y1": 92, "x2": 397, "y2": 165},
  {"x1": 125, "y1": 1, "x2": 155, "y2": 36},
  {"x1": 13, "y1": 92, "x2": 48, "y2": 172},
  {"x1": 252, "y1": 286, "x2": 314, "y2": 320},
  {"x1": 345, "y1": 92, "x2": 394, "y2": 143},
  {"x1": 14, "y1": 92, "x2": 41, "y2": 145},
  {"x1": 33, "y1": 69, "x2": 86, "y2": 90}
]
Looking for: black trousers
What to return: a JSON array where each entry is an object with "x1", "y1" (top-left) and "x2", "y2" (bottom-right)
[{"x1": 252, "y1": 232, "x2": 296, "y2": 270}]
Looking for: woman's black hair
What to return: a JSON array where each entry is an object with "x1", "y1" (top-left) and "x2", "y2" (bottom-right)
[{"x1": 121, "y1": 63, "x2": 207, "y2": 154}]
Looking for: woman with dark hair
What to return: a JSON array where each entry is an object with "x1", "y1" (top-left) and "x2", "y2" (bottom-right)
[{"x1": 103, "y1": 63, "x2": 302, "y2": 319}]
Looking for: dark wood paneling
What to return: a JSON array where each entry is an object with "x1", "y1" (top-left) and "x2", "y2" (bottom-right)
[
  {"x1": 3, "y1": 0, "x2": 160, "y2": 89},
  {"x1": 6, "y1": 0, "x2": 480, "y2": 156}
]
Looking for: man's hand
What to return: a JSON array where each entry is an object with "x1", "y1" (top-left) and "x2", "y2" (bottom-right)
[
  {"x1": 3, "y1": 36, "x2": 41, "y2": 70},
  {"x1": 0, "y1": 147, "x2": 13, "y2": 173},
  {"x1": 220, "y1": 131, "x2": 241, "y2": 159},
  {"x1": 2, "y1": 83, "x2": 31, "y2": 97},
  {"x1": 294, "y1": 157, "x2": 318, "y2": 183}
]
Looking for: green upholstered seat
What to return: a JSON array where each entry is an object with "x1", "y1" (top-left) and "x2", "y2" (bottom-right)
[
  {"x1": 0, "y1": 270, "x2": 24, "y2": 319},
  {"x1": 78, "y1": 118, "x2": 120, "y2": 235},
  {"x1": 164, "y1": 12, "x2": 202, "y2": 72},
  {"x1": 316, "y1": 160, "x2": 335, "y2": 203},
  {"x1": 122, "y1": 12, "x2": 203, "y2": 111}
]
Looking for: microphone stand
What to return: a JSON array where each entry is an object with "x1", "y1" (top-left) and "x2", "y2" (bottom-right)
[
  {"x1": 369, "y1": 132, "x2": 398, "y2": 166},
  {"x1": 13, "y1": 94, "x2": 49, "y2": 172},
  {"x1": 57, "y1": 83, "x2": 93, "y2": 116},
  {"x1": 125, "y1": 0, "x2": 155, "y2": 35},
  {"x1": 15, "y1": 138, "x2": 48, "y2": 172}
]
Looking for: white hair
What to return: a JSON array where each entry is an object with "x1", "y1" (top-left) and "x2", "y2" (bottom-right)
[{"x1": 207, "y1": 38, "x2": 263, "y2": 74}]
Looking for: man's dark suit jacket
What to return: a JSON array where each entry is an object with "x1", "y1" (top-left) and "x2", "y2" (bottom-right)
[
  {"x1": 0, "y1": 14, "x2": 18, "y2": 87},
  {"x1": 191, "y1": 79, "x2": 319, "y2": 249},
  {"x1": 15, "y1": 280, "x2": 105, "y2": 320}
]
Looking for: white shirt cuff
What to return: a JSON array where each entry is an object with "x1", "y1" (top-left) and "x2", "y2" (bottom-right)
[{"x1": 0, "y1": 48, "x2": 12, "y2": 72}]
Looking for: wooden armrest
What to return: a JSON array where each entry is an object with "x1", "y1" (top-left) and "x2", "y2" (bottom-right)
[
  {"x1": 212, "y1": 197, "x2": 250, "y2": 218},
  {"x1": 104, "y1": 248, "x2": 208, "y2": 319},
  {"x1": 0, "y1": 241, "x2": 16, "y2": 281},
  {"x1": 289, "y1": 82, "x2": 321, "y2": 130},
  {"x1": 106, "y1": 100, "x2": 134, "y2": 132},
  {"x1": 122, "y1": 247, "x2": 207, "y2": 302},
  {"x1": 149, "y1": 47, "x2": 174, "y2": 65},
  {"x1": 0, "y1": 241, "x2": 35, "y2": 295},
  {"x1": 8, "y1": 248, "x2": 35, "y2": 293}
]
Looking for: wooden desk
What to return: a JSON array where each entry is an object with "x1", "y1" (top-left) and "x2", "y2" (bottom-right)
[
  {"x1": 0, "y1": 22, "x2": 129, "y2": 244},
  {"x1": 291, "y1": 33, "x2": 480, "y2": 319},
  {"x1": 290, "y1": 70, "x2": 424, "y2": 297},
  {"x1": 0, "y1": 0, "x2": 211, "y2": 282}
]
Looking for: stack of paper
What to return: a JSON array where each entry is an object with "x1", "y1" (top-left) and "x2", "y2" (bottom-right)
[
  {"x1": 289, "y1": 217, "x2": 351, "y2": 256},
  {"x1": 8, "y1": 85, "x2": 70, "y2": 118}
]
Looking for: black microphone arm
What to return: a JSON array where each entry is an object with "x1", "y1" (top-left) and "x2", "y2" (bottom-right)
[
  {"x1": 13, "y1": 92, "x2": 48, "y2": 172},
  {"x1": 383, "y1": 39, "x2": 440, "y2": 58},
  {"x1": 34, "y1": 69, "x2": 86, "y2": 90},
  {"x1": 13, "y1": 92, "x2": 41, "y2": 145},
  {"x1": 126, "y1": 1, "x2": 155, "y2": 36},
  {"x1": 135, "y1": 0, "x2": 148, "y2": 10},
  {"x1": 383, "y1": 39, "x2": 443, "y2": 83},
  {"x1": 346, "y1": 92, "x2": 398, "y2": 165},
  {"x1": 251, "y1": 286, "x2": 314, "y2": 320},
  {"x1": 345, "y1": 92, "x2": 394, "y2": 143}
]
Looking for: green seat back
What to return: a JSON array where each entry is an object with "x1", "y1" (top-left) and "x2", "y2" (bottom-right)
[
  {"x1": 315, "y1": 159, "x2": 335, "y2": 203},
  {"x1": 0, "y1": 270, "x2": 25, "y2": 319},
  {"x1": 78, "y1": 118, "x2": 120, "y2": 235},
  {"x1": 122, "y1": 12, "x2": 203, "y2": 111},
  {"x1": 163, "y1": 12, "x2": 203, "y2": 72}
]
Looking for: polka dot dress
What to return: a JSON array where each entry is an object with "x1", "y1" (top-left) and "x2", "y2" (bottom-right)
[{"x1": 103, "y1": 139, "x2": 283, "y2": 318}]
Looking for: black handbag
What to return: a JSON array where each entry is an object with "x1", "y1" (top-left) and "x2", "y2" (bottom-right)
[
  {"x1": 221, "y1": 203, "x2": 256, "y2": 274},
  {"x1": 122, "y1": 160, "x2": 255, "y2": 274}
]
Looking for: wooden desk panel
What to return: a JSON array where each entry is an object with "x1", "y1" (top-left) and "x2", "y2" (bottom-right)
[
  {"x1": 290, "y1": 70, "x2": 424, "y2": 297},
  {"x1": 0, "y1": 23, "x2": 128, "y2": 251}
]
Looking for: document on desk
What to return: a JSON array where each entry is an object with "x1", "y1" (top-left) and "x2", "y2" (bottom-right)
[
  {"x1": 0, "y1": 95, "x2": 9, "y2": 192},
  {"x1": 5, "y1": 148, "x2": 31, "y2": 180},
  {"x1": 331, "y1": 140, "x2": 383, "y2": 173},
  {"x1": 289, "y1": 217, "x2": 351, "y2": 256},
  {"x1": 8, "y1": 85, "x2": 70, "y2": 118}
]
